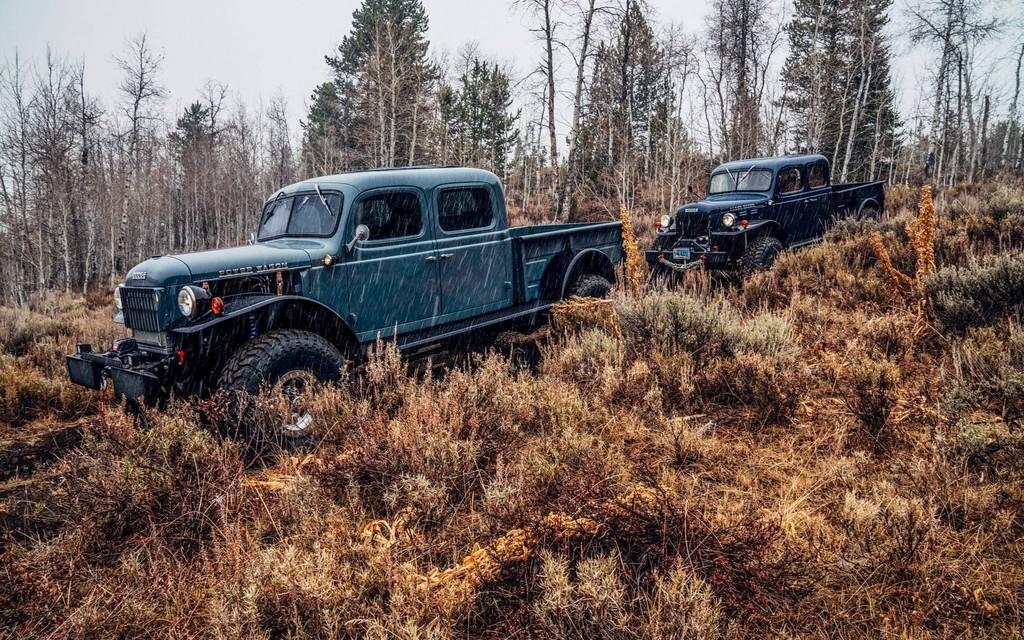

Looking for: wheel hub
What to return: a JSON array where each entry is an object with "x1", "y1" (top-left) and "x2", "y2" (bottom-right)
[{"x1": 273, "y1": 369, "x2": 317, "y2": 438}]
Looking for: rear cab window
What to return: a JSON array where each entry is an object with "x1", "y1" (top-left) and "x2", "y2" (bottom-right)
[
  {"x1": 777, "y1": 167, "x2": 803, "y2": 194},
  {"x1": 437, "y1": 186, "x2": 494, "y2": 232},
  {"x1": 355, "y1": 191, "x2": 423, "y2": 241},
  {"x1": 807, "y1": 162, "x2": 829, "y2": 189}
]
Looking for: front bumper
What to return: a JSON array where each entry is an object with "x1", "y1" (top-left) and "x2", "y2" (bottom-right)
[
  {"x1": 66, "y1": 343, "x2": 170, "y2": 406},
  {"x1": 646, "y1": 246, "x2": 730, "y2": 271}
]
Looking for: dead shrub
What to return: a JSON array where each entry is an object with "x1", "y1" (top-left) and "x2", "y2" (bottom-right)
[
  {"x1": 0, "y1": 354, "x2": 94, "y2": 425},
  {"x1": 640, "y1": 562, "x2": 724, "y2": 640},
  {"x1": 834, "y1": 355, "x2": 901, "y2": 444},
  {"x1": 839, "y1": 485, "x2": 935, "y2": 576},
  {"x1": 942, "y1": 323, "x2": 1024, "y2": 427},
  {"x1": 530, "y1": 551, "x2": 632, "y2": 639},
  {"x1": 948, "y1": 418, "x2": 1024, "y2": 477},
  {"x1": 696, "y1": 352, "x2": 807, "y2": 427},
  {"x1": 927, "y1": 252, "x2": 1024, "y2": 333},
  {"x1": 617, "y1": 291, "x2": 735, "y2": 359}
]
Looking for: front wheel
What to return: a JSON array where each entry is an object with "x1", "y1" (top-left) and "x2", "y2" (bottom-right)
[
  {"x1": 217, "y1": 329, "x2": 343, "y2": 443},
  {"x1": 739, "y1": 236, "x2": 783, "y2": 277}
]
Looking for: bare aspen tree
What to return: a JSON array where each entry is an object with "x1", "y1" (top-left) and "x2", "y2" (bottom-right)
[
  {"x1": 516, "y1": 0, "x2": 561, "y2": 199},
  {"x1": 909, "y1": 0, "x2": 999, "y2": 184},
  {"x1": 1001, "y1": 41, "x2": 1023, "y2": 168},
  {"x1": 0, "y1": 53, "x2": 33, "y2": 302},
  {"x1": 112, "y1": 32, "x2": 164, "y2": 282},
  {"x1": 557, "y1": 0, "x2": 610, "y2": 219}
]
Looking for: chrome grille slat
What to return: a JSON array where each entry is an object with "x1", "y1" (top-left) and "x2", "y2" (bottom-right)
[{"x1": 120, "y1": 287, "x2": 160, "y2": 332}]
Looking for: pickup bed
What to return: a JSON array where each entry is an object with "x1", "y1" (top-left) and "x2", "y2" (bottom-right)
[
  {"x1": 648, "y1": 154, "x2": 884, "y2": 275},
  {"x1": 67, "y1": 167, "x2": 622, "y2": 439}
]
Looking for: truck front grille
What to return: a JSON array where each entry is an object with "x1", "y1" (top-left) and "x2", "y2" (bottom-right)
[
  {"x1": 677, "y1": 213, "x2": 710, "y2": 238},
  {"x1": 121, "y1": 287, "x2": 161, "y2": 332}
]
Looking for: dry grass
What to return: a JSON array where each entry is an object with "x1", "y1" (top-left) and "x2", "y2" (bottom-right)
[{"x1": 2, "y1": 182, "x2": 1024, "y2": 638}]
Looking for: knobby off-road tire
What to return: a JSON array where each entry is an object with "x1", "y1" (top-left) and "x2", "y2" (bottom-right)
[
  {"x1": 739, "y1": 236, "x2": 783, "y2": 278},
  {"x1": 858, "y1": 204, "x2": 882, "y2": 220},
  {"x1": 570, "y1": 273, "x2": 613, "y2": 298},
  {"x1": 218, "y1": 329, "x2": 343, "y2": 448}
]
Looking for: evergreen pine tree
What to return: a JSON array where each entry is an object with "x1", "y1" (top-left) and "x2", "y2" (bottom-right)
[{"x1": 781, "y1": 0, "x2": 899, "y2": 180}]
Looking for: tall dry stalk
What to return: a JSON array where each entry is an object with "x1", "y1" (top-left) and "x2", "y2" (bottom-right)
[
  {"x1": 418, "y1": 484, "x2": 660, "y2": 617},
  {"x1": 870, "y1": 185, "x2": 937, "y2": 333},
  {"x1": 619, "y1": 206, "x2": 647, "y2": 296}
]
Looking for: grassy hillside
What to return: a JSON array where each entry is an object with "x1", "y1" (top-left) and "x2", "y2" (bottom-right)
[{"x1": 2, "y1": 183, "x2": 1023, "y2": 638}]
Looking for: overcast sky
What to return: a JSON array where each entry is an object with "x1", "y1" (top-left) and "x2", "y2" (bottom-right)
[{"x1": 0, "y1": 0, "x2": 1018, "y2": 136}]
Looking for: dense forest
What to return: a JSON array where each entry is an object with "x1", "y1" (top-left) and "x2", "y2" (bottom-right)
[{"x1": 0, "y1": 0, "x2": 1020, "y2": 303}]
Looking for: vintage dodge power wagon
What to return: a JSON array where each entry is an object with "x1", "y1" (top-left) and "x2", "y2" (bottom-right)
[
  {"x1": 67, "y1": 167, "x2": 622, "y2": 438},
  {"x1": 648, "y1": 154, "x2": 884, "y2": 275}
]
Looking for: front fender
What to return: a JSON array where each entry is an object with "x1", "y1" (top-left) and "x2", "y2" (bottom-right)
[{"x1": 171, "y1": 295, "x2": 348, "y2": 336}]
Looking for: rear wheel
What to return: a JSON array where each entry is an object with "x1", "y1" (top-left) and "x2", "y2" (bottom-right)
[
  {"x1": 739, "y1": 236, "x2": 783, "y2": 277},
  {"x1": 569, "y1": 273, "x2": 612, "y2": 298},
  {"x1": 858, "y1": 204, "x2": 882, "y2": 219},
  {"x1": 218, "y1": 329, "x2": 343, "y2": 444}
]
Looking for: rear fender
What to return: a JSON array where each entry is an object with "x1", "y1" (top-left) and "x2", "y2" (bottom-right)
[
  {"x1": 857, "y1": 198, "x2": 882, "y2": 215},
  {"x1": 559, "y1": 249, "x2": 616, "y2": 298}
]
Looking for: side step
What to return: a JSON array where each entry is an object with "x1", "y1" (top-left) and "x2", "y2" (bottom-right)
[{"x1": 387, "y1": 300, "x2": 555, "y2": 353}]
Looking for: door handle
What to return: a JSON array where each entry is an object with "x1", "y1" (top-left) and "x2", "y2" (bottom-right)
[
  {"x1": 425, "y1": 255, "x2": 438, "y2": 262},
  {"x1": 440, "y1": 253, "x2": 454, "y2": 259}
]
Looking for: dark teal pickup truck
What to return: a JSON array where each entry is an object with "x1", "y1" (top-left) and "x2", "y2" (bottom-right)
[
  {"x1": 67, "y1": 167, "x2": 622, "y2": 437},
  {"x1": 648, "y1": 154, "x2": 884, "y2": 276}
]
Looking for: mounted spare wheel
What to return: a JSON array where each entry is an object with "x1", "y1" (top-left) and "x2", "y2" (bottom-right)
[{"x1": 218, "y1": 329, "x2": 343, "y2": 445}]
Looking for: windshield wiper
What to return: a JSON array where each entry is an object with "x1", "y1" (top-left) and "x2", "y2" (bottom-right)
[
  {"x1": 314, "y1": 185, "x2": 333, "y2": 216},
  {"x1": 737, "y1": 165, "x2": 757, "y2": 189}
]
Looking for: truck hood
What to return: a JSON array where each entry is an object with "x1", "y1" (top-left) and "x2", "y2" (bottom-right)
[
  {"x1": 676, "y1": 194, "x2": 769, "y2": 216},
  {"x1": 126, "y1": 241, "x2": 315, "y2": 287}
]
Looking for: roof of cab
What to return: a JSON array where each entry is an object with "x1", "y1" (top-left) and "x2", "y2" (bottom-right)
[
  {"x1": 274, "y1": 166, "x2": 501, "y2": 196},
  {"x1": 713, "y1": 154, "x2": 828, "y2": 173}
]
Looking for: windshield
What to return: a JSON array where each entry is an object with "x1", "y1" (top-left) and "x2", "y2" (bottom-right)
[
  {"x1": 708, "y1": 168, "x2": 773, "y2": 194},
  {"x1": 257, "y1": 191, "x2": 343, "y2": 241}
]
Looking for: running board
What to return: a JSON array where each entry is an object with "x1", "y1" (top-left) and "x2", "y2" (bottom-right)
[
  {"x1": 787, "y1": 237, "x2": 824, "y2": 250},
  {"x1": 380, "y1": 300, "x2": 555, "y2": 354}
]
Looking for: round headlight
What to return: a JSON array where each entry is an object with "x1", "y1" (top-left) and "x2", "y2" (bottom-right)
[
  {"x1": 721, "y1": 212, "x2": 737, "y2": 228},
  {"x1": 659, "y1": 214, "x2": 672, "y2": 229},
  {"x1": 114, "y1": 285, "x2": 123, "y2": 311},
  {"x1": 178, "y1": 287, "x2": 198, "y2": 318}
]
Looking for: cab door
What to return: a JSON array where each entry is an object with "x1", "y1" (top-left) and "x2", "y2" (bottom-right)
[
  {"x1": 803, "y1": 160, "x2": 833, "y2": 236},
  {"x1": 342, "y1": 188, "x2": 441, "y2": 339},
  {"x1": 431, "y1": 183, "x2": 513, "y2": 319},
  {"x1": 774, "y1": 165, "x2": 810, "y2": 242}
]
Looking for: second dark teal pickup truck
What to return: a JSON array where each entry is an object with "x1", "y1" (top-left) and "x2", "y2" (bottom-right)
[
  {"x1": 648, "y1": 154, "x2": 884, "y2": 276},
  {"x1": 67, "y1": 167, "x2": 622, "y2": 438}
]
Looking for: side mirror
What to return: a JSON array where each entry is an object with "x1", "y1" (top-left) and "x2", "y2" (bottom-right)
[
  {"x1": 346, "y1": 224, "x2": 370, "y2": 253},
  {"x1": 247, "y1": 232, "x2": 256, "y2": 245}
]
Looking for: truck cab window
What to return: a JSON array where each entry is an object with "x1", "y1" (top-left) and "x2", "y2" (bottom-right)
[
  {"x1": 287, "y1": 193, "x2": 341, "y2": 236},
  {"x1": 778, "y1": 167, "x2": 802, "y2": 194},
  {"x1": 257, "y1": 197, "x2": 292, "y2": 240},
  {"x1": 356, "y1": 191, "x2": 422, "y2": 240},
  {"x1": 438, "y1": 187, "x2": 493, "y2": 231},
  {"x1": 807, "y1": 162, "x2": 828, "y2": 188}
]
